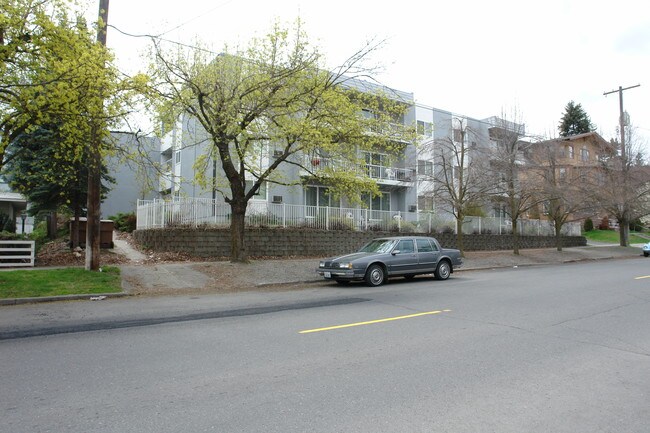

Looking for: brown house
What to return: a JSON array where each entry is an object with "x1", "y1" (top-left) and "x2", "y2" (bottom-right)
[{"x1": 524, "y1": 132, "x2": 616, "y2": 225}]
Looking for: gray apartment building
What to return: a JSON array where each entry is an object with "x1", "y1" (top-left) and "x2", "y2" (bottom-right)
[{"x1": 154, "y1": 77, "x2": 515, "y2": 222}]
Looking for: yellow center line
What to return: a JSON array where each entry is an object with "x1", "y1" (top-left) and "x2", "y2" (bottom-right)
[
  {"x1": 299, "y1": 309, "x2": 452, "y2": 334},
  {"x1": 635, "y1": 275, "x2": 650, "y2": 280}
]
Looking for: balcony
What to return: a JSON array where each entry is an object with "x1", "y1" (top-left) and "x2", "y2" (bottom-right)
[
  {"x1": 365, "y1": 164, "x2": 414, "y2": 186},
  {"x1": 303, "y1": 156, "x2": 414, "y2": 187}
]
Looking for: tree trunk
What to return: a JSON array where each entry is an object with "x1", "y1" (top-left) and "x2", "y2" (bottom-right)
[
  {"x1": 555, "y1": 222, "x2": 563, "y2": 252},
  {"x1": 511, "y1": 219, "x2": 520, "y2": 255},
  {"x1": 455, "y1": 216, "x2": 465, "y2": 257},
  {"x1": 619, "y1": 217, "x2": 630, "y2": 247},
  {"x1": 71, "y1": 192, "x2": 81, "y2": 249},
  {"x1": 85, "y1": 130, "x2": 101, "y2": 271},
  {"x1": 230, "y1": 200, "x2": 248, "y2": 263},
  {"x1": 47, "y1": 211, "x2": 58, "y2": 240}
]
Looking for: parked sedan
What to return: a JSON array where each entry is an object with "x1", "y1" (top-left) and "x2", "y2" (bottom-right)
[
  {"x1": 643, "y1": 242, "x2": 650, "y2": 257},
  {"x1": 317, "y1": 236, "x2": 462, "y2": 286}
]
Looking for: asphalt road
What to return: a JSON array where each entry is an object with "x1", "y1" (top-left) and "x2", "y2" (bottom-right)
[{"x1": 1, "y1": 259, "x2": 650, "y2": 433}]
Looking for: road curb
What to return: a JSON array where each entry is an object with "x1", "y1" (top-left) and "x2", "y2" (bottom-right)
[{"x1": 0, "y1": 292, "x2": 131, "y2": 306}]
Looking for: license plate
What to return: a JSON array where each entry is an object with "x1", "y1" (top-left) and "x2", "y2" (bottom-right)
[{"x1": 324, "y1": 271, "x2": 331, "y2": 278}]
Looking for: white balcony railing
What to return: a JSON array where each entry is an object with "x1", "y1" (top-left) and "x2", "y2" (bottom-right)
[{"x1": 305, "y1": 156, "x2": 414, "y2": 184}]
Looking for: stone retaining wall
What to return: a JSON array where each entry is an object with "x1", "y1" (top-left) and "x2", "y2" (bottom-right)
[{"x1": 134, "y1": 227, "x2": 587, "y2": 258}]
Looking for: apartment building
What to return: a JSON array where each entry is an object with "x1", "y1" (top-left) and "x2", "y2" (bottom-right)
[{"x1": 155, "y1": 77, "x2": 517, "y2": 220}]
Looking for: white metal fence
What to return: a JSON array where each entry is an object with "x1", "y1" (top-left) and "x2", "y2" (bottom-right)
[{"x1": 137, "y1": 198, "x2": 582, "y2": 236}]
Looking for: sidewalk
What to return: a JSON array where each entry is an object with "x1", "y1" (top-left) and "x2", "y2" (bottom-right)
[
  {"x1": 113, "y1": 243, "x2": 649, "y2": 296},
  {"x1": 1, "y1": 243, "x2": 646, "y2": 306}
]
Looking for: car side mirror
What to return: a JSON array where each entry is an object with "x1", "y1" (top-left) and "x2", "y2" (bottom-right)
[{"x1": 391, "y1": 250, "x2": 400, "y2": 255}]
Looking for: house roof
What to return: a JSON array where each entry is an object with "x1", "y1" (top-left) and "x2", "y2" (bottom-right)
[
  {"x1": 536, "y1": 131, "x2": 615, "y2": 152},
  {"x1": 0, "y1": 191, "x2": 26, "y2": 203}
]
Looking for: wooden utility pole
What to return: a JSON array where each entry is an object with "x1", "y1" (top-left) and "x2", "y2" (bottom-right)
[
  {"x1": 603, "y1": 84, "x2": 640, "y2": 247},
  {"x1": 85, "y1": 0, "x2": 109, "y2": 270}
]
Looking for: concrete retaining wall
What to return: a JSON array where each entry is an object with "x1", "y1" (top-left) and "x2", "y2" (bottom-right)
[{"x1": 133, "y1": 228, "x2": 587, "y2": 258}]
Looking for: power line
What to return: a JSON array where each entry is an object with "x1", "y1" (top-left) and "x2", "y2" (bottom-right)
[
  {"x1": 107, "y1": 25, "x2": 219, "y2": 55},
  {"x1": 157, "y1": 0, "x2": 235, "y2": 37}
]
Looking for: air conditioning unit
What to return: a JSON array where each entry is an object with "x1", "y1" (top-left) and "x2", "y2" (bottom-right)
[
  {"x1": 408, "y1": 205, "x2": 417, "y2": 212},
  {"x1": 272, "y1": 195, "x2": 283, "y2": 203}
]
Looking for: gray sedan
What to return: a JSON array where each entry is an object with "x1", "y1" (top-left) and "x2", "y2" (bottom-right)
[{"x1": 317, "y1": 236, "x2": 462, "y2": 286}]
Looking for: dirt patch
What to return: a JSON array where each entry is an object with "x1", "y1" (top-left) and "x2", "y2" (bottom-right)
[{"x1": 36, "y1": 240, "x2": 129, "y2": 267}]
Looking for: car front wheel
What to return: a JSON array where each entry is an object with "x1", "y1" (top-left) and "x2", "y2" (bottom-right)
[
  {"x1": 434, "y1": 260, "x2": 451, "y2": 280},
  {"x1": 365, "y1": 264, "x2": 385, "y2": 286},
  {"x1": 645, "y1": 252, "x2": 649, "y2": 257}
]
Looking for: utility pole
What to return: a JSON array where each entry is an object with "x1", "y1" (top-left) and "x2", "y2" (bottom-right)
[
  {"x1": 603, "y1": 84, "x2": 640, "y2": 161},
  {"x1": 85, "y1": 0, "x2": 109, "y2": 271},
  {"x1": 603, "y1": 84, "x2": 640, "y2": 247}
]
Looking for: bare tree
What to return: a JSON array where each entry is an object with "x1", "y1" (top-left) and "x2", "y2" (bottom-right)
[
  {"x1": 420, "y1": 117, "x2": 495, "y2": 254},
  {"x1": 596, "y1": 124, "x2": 650, "y2": 246},
  {"x1": 487, "y1": 111, "x2": 543, "y2": 255},
  {"x1": 526, "y1": 136, "x2": 601, "y2": 251}
]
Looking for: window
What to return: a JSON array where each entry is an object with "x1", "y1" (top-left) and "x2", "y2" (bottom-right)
[
  {"x1": 418, "y1": 160, "x2": 433, "y2": 176},
  {"x1": 245, "y1": 180, "x2": 267, "y2": 200},
  {"x1": 558, "y1": 167, "x2": 567, "y2": 182},
  {"x1": 305, "y1": 186, "x2": 339, "y2": 208},
  {"x1": 396, "y1": 239, "x2": 415, "y2": 253},
  {"x1": 453, "y1": 128, "x2": 464, "y2": 143},
  {"x1": 363, "y1": 192, "x2": 390, "y2": 219},
  {"x1": 418, "y1": 195, "x2": 434, "y2": 212},
  {"x1": 174, "y1": 150, "x2": 181, "y2": 164},
  {"x1": 567, "y1": 145, "x2": 574, "y2": 159},
  {"x1": 364, "y1": 152, "x2": 388, "y2": 178},
  {"x1": 417, "y1": 120, "x2": 433, "y2": 137},
  {"x1": 581, "y1": 147, "x2": 590, "y2": 161},
  {"x1": 416, "y1": 238, "x2": 434, "y2": 252}
]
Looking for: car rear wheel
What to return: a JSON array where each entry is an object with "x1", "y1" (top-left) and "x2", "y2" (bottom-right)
[
  {"x1": 434, "y1": 260, "x2": 451, "y2": 280},
  {"x1": 365, "y1": 264, "x2": 385, "y2": 286}
]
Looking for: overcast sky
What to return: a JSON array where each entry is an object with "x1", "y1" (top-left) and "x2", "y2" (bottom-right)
[{"x1": 97, "y1": 0, "x2": 649, "y2": 146}]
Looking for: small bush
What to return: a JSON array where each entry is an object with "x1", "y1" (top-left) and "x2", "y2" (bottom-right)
[
  {"x1": 0, "y1": 230, "x2": 21, "y2": 240},
  {"x1": 109, "y1": 212, "x2": 137, "y2": 233},
  {"x1": 27, "y1": 221, "x2": 49, "y2": 250},
  {"x1": 329, "y1": 217, "x2": 354, "y2": 231},
  {"x1": 392, "y1": 221, "x2": 416, "y2": 233},
  {"x1": 440, "y1": 226, "x2": 454, "y2": 234},
  {"x1": 629, "y1": 218, "x2": 644, "y2": 232},
  {"x1": 583, "y1": 218, "x2": 594, "y2": 232},
  {"x1": 598, "y1": 216, "x2": 610, "y2": 230}
]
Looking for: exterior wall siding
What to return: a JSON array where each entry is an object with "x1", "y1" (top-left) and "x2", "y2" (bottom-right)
[
  {"x1": 134, "y1": 227, "x2": 587, "y2": 258},
  {"x1": 102, "y1": 132, "x2": 160, "y2": 218}
]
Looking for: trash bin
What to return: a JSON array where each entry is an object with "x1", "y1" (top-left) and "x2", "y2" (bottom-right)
[{"x1": 69, "y1": 218, "x2": 114, "y2": 249}]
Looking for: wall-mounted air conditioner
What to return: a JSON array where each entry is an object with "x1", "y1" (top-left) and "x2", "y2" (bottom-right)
[{"x1": 272, "y1": 196, "x2": 283, "y2": 203}]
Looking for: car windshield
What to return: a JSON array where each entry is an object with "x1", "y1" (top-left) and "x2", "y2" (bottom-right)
[{"x1": 358, "y1": 239, "x2": 397, "y2": 254}]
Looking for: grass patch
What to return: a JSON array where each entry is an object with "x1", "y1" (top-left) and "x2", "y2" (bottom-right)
[
  {"x1": 583, "y1": 229, "x2": 647, "y2": 244},
  {"x1": 0, "y1": 267, "x2": 122, "y2": 299}
]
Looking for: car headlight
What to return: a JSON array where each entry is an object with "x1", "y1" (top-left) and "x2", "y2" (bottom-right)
[
  {"x1": 319, "y1": 261, "x2": 325, "y2": 268},
  {"x1": 337, "y1": 262, "x2": 353, "y2": 269}
]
